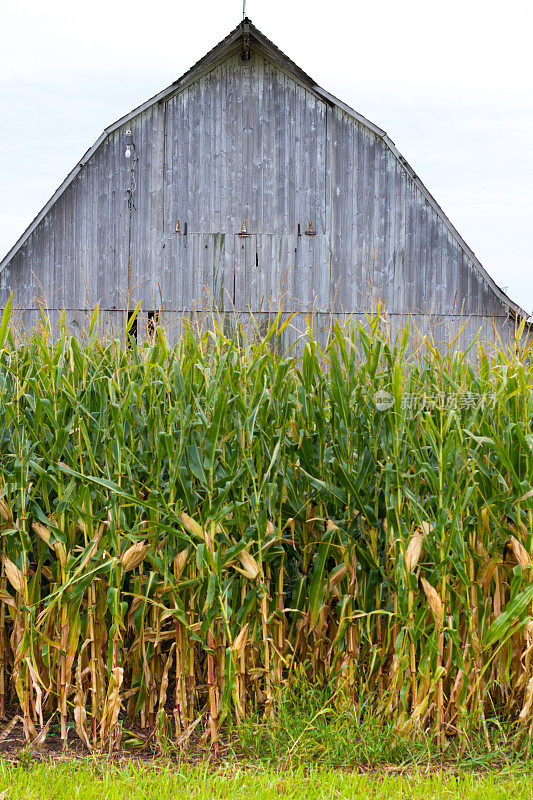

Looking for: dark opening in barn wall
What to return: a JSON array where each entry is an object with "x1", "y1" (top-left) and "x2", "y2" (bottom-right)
[
  {"x1": 127, "y1": 310, "x2": 138, "y2": 342},
  {"x1": 147, "y1": 310, "x2": 159, "y2": 339}
]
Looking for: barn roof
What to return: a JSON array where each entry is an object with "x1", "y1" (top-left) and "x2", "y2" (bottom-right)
[{"x1": 0, "y1": 18, "x2": 528, "y2": 322}]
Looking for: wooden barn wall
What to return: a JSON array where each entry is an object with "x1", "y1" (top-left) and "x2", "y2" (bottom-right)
[
  {"x1": 327, "y1": 108, "x2": 505, "y2": 318},
  {"x1": 0, "y1": 45, "x2": 512, "y2": 342}
]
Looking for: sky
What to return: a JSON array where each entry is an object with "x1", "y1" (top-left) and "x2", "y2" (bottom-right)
[{"x1": 0, "y1": 0, "x2": 531, "y2": 313}]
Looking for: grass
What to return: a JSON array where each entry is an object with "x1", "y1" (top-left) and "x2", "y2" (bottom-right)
[
  {"x1": 0, "y1": 678, "x2": 528, "y2": 771},
  {"x1": 234, "y1": 675, "x2": 527, "y2": 770},
  {"x1": 1, "y1": 760, "x2": 533, "y2": 800},
  {"x1": 0, "y1": 300, "x2": 531, "y2": 754}
]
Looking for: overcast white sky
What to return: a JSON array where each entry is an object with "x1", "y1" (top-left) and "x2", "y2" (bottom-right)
[{"x1": 0, "y1": 0, "x2": 531, "y2": 312}]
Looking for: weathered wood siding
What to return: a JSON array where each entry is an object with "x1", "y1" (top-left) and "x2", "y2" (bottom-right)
[{"x1": 0, "y1": 41, "x2": 514, "y2": 344}]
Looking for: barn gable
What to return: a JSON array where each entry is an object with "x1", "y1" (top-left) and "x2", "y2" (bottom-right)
[{"x1": 0, "y1": 18, "x2": 527, "y2": 342}]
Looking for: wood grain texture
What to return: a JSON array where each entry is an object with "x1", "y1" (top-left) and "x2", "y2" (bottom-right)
[{"x1": 0, "y1": 34, "x2": 519, "y2": 344}]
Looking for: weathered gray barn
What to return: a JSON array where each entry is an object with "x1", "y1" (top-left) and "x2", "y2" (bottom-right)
[{"x1": 0, "y1": 18, "x2": 528, "y2": 345}]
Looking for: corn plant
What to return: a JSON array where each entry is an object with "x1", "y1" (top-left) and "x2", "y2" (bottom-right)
[{"x1": 0, "y1": 301, "x2": 531, "y2": 752}]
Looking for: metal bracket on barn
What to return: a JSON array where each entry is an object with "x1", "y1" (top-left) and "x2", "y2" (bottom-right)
[{"x1": 162, "y1": 218, "x2": 186, "y2": 246}]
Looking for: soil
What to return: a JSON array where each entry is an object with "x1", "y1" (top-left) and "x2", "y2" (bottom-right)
[{"x1": 0, "y1": 712, "x2": 234, "y2": 765}]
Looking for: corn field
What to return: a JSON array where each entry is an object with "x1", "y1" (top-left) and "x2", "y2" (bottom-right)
[{"x1": 0, "y1": 302, "x2": 532, "y2": 752}]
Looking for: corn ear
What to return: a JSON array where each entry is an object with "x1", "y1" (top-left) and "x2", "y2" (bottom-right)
[
  {"x1": 121, "y1": 541, "x2": 149, "y2": 571},
  {"x1": 507, "y1": 535, "x2": 531, "y2": 570},
  {"x1": 238, "y1": 551, "x2": 260, "y2": 581},
  {"x1": 405, "y1": 532, "x2": 424, "y2": 573},
  {"x1": 420, "y1": 577, "x2": 444, "y2": 628}
]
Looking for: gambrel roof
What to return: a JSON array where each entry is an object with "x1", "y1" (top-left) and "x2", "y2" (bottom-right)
[{"x1": 0, "y1": 18, "x2": 528, "y2": 322}]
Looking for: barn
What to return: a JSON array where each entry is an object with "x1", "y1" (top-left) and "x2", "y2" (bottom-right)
[{"x1": 0, "y1": 18, "x2": 528, "y2": 346}]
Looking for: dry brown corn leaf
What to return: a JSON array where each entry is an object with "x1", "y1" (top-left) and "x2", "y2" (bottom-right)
[
  {"x1": 25, "y1": 658, "x2": 44, "y2": 729},
  {"x1": 179, "y1": 512, "x2": 205, "y2": 540},
  {"x1": 31, "y1": 521, "x2": 51, "y2": 545},
  {"x1": 0, "y1": 589, "x2": 16, "y2": 608},
  {"x1": 0, "y1": 715, "x2": 22, "y2": 742},
  {"x1": 3, "y1": 557, "x2": 24, "y2": 595},
  {"x1": 519, "y1": 676, "x2": 533, "y2": 722},
  {"x1": 100, "y1": 666, "x2": 124, "y2": 743},
  {"x1": 174, "y1": 548, "x2": 189, "y2": 579},
  {"x1": 158, "y1": 642, "x2": 176, "y2": 711},
  {"x1": 27, "y1": 713, "x2": 55, "y2": 751}
]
